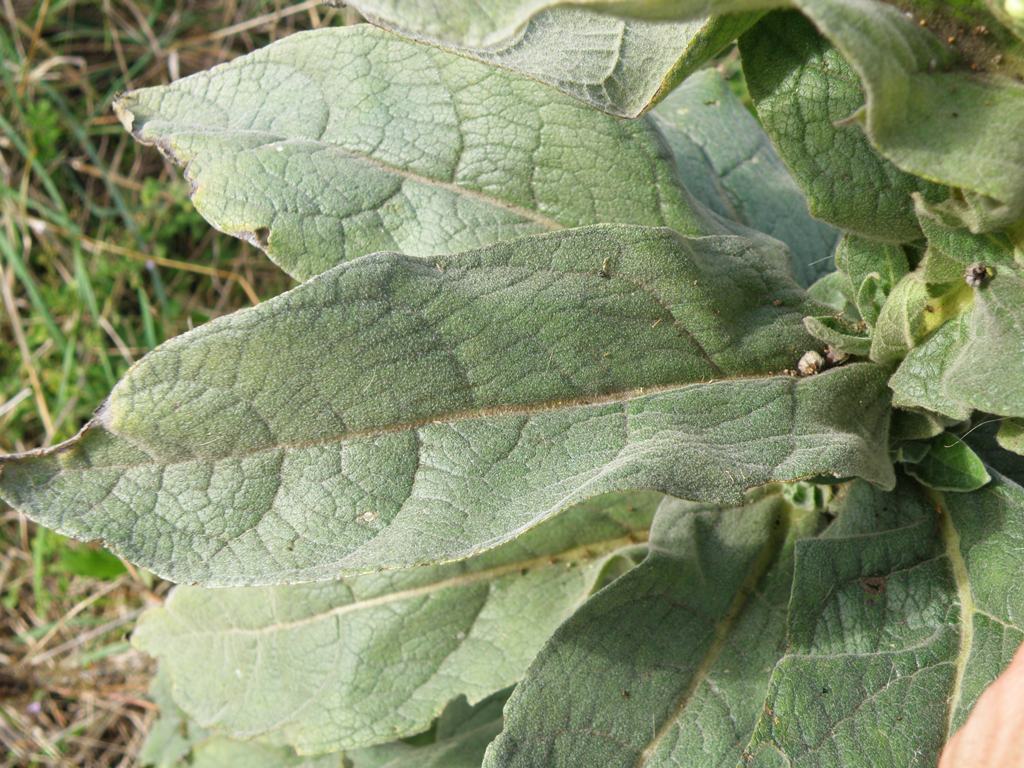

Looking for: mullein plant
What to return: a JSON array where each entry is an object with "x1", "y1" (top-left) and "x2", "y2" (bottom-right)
[{"x1": 3, "y1": 1, "x2": 1024, "y2": 766}]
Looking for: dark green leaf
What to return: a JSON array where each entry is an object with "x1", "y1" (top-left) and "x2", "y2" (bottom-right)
[
  {"x1": 904, "y1": 435, "x2": 992, "y2": 492},
  {"x1": 740, "y1": 12, "x2": 944, "y2": 241}
]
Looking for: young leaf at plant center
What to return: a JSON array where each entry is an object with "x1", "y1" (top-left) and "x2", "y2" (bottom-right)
[
  {"x1": 997, "y1": 419, "x2": 1024, "y2": 456},
  {"x1": 869, "y1": 268, "x2": 973, "y2": 367},
  {"x1": 344, "y1": 3, "x2": 759, "y2": 118},
  {"x1": 889, "y1": 217, "x2": 1024, "y2": 420},
  {"x1": 0, "y1": 225, "x2": 896, "y2": 586},
  {"x1": 833, "y1": 235, "x2": 910, "y2": 328},
  {"x1": 133, "y1": 493, "x2": 657, "y2": 753},
  {"x1": 651, "y1": 68, "x2": 839, "y2": 287},
  {"x1": 115, "y1": 26, "x2": 707, "y2": 282},
  {"x1": 903, "y1": 434, "x2": 992, "y2": 492},
  {"x1": 347, "y1": 690, "x2": 508, "y2": 768},
  {"x1": 807, "y1": 271, "x2": 858, "y2": 317},
  {"x1": 740, "y1": 11, "x2": 946, "y2": 242},
  {"x1": 803, "y1": 316, "x2": 870, "y2": 358},
  {"x1": 890, "y1": 409, "x2": 958, "y2": 443},
  {"x1": 483, "y1": 489, "x2": 817, "y2": 768}
]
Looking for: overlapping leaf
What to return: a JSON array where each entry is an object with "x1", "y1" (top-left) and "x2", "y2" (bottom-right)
[
  {"x1": 347, "y1": 692, "x2": 508, "y2": 768},
  {"x1": 141, "y1": 667, "x2": 505, "y2": 767},
  {"x1": 740, "y1": 11, "x2": 945, "y2": 241},
  {"x1": 651, "y1": 68, "x2": 839, "y2": 286},
  {"x1": 0, "y1": 226, "x2": 894, "y2": 585},
  {"x1": 484, "y1": 489, "x2": 810, "y2": 768},
  {"x1": 345, "y1": 2, "x2": 758, "y2": 118},
  {"x1": 114, "y1": 25, "x2": 707, "y2": 281},
  {"x1": 332, "y1": 0, "x2": 772, "y2": 50},
  {"x1": 338, "y1": 0, "x2": 1024, "y2": 230},
  {"x1": 133, "y1": 493, "x2": 656, "y2": 753},
  {"x1": 484, "y1": 470, "x2": 1024, "y2": 767},
  {"x1": 745, "y1": 467, "x2": 1024, "y2": 765}
]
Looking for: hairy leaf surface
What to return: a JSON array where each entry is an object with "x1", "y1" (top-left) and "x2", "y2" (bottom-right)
[
  {"x1": 744, "y1": 470, "x2": 1024, "y2": 765},
  {"x1": 345, "y1": 3, "x2": 758, "y2": 117},
  {"x1": 651, "y1": 68, "x2": 839, "y2": 287},
  {"x1": 0, "y1": 226, "x2": 895, "y2": 586},
  {"x1": 114, "y1": 26, "x2": 706, "y2": 281},
  {"x1": 483, "y1": 490, "x2": 812, "y2": 768},
  {"x1": 347, "y1": 692, "x2": 508, "y2": 767},
  {"x1": 889, "y1": 217, "x2": 1024, "y2": 420},
  {"x1": 331, "y1": 0, "x2": 775, "y2": 49},
  {"x1": 487, "y1": 472, "x2": 1024, "y2": 767},
  {"x1": 134, "y1": 493, "x2": 655, "y2": 753},
  {"x1": 740, "y1": 11, "x2": 944, "y2": 241}
]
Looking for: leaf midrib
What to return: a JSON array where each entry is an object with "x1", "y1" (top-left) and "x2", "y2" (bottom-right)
[
  {"x1": 127, "y1": 120, "x2": 567, "y2": 231},
  {"x1": 6, "y1": 371, "x2": 802, "y2": 471},
  {"x1": 633, "y1": 502, "x2": 787, "y2": 768},
  {"x1": 170, "y1": 530, "x2": 649, "y2": 638},
  {"x1": 930, "y1": 487, "x2": 975, "y2": 740}
]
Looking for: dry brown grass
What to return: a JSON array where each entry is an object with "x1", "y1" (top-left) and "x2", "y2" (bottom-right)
[{"x1": 1, "y1": 2, "x2": 354, "y2": 764}]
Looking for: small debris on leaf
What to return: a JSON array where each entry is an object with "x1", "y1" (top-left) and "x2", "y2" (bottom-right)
[
  {"x1": 964, "y1": 262, "x2": 992, "y2": 287},
  {"x1": 825, "y1": 346, "x2": 849, "y2": 367},
  {"x1": 797, "y1": 350, "x2": 825, "y2": 376}
]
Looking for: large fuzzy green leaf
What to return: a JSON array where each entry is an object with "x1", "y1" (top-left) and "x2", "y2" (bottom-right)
[
  {"x1": 0, "y1": 226, "x2": 894, "y2": 586},
  {"x1": 740, "y1": 11, "x2": 945, "y2": 241},
  {"x1": 740, "y1": 473, "x2": 1024, "y2": 766},
  {"x1": 114, "y1": 25, "x2": 705, "y2": 282},
  {"x1": 651, "y1": 68, "x2": 839, "y2": 287},
  {"x1": 483, "y1": 489, "x2": 812, "y2": 768},
  {"x1": 793, "y1": 0, "x2": 1024, "y2": 232},
  {"x1": 484, "y1": 472, "x2": 1024, "y2": 767},
  {"x1": 345, "y1": 3, "x2": 758, "y2": 118},
  {"x1": 133, "y1": 493, "x2": 656, "y2": 753}
]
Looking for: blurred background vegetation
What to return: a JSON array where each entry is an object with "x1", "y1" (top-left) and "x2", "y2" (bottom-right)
[{"x1": 0, "y1": 2, "x2": 354, "y2": 764}]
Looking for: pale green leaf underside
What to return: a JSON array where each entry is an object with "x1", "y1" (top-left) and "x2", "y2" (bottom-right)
[
  {"x1": 331, "y1": 0, "x2": 774, "y2": 49},
  {"x1": 142, "y1": 668, "x2": 343, "y2": 767},
  {"x1": 997, "y1": 419, "x2": 1024, "y2": 455},
  {"x1": 651, "y1": 68, "x2": 839, "y2": 287},
  {"x1": 0, "y1": 226, "x2": 894, "y2": 586},
  {"x1": 346, "y1": 3, "x2": 757, "y2": 118},
  {"x1": 345, "y1": 692, "x2": 507, "y2": 768},
  {"x1": 134, "y1": 493, "x2": 657, "y2": 753},
  {"x1": 114, "y1": 25, "x2": 704, "y2": 282},
  {"x1": 187, "y1": 741, "x2": 341, "y2": 768},
  {"x1": 486, "y1": 472, "x2": 1024, "y2": 767}
]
